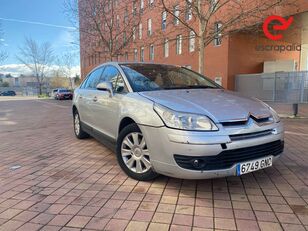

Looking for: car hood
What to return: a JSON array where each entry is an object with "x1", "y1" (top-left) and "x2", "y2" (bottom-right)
[{"x1": 139, "y1": 89, "x2": 271, "y2": 122}]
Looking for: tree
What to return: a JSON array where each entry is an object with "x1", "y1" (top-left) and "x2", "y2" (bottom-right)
[
  {"x1": 55, "y1": 52, "x2": 76, "y2": 89},
  {"x1": 159, "y1": 0, "x2": 294, "y2": 74},
  {"x1": 74, "y1": 74, "x2": 81, "y2": 86},
  {"x1": 2, "y1": 81, "x2": 9, "y2": 87},
  {"x1": 16, "y1": 37, "x2": 54, "y2": 95},
  {"x1": 0, "y1": 22, "x2": 8, "y2": 64},
  {"x1": 64, "y1": 0, "x2": 142, "y2": 61}
]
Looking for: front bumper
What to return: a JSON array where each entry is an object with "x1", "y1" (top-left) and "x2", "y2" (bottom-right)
[{"x1": 139, "y1": 122, "x2": 284, "y2": 179}]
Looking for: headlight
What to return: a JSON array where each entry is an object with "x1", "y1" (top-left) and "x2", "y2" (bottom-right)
[
  {"x1": 154, "y1": 103, "x2": 218, "y2": 131},
  {"x1": 269, "y1": 107, "x2": 280, "y2": 123},
  {"x1": 254, "y1": 98, "x2": 280, "y2": 123}
]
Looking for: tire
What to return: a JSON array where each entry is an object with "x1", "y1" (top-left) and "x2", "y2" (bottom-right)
[
  {"x1": 116, "y1": 123, "x2": 159, "y2": 181},
  {"x1": 73, "y1": 110, "x2": 89, "y2": 139}
]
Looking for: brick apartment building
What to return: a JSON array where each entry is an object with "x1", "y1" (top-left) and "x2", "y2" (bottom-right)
[{"x1": 79, "y1": 0, "x2": 308, "y2": 90}]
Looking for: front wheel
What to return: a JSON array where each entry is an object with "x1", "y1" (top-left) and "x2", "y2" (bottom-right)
[{"x1": 116, "y1": 123, "x2": 159, "y2": 181}]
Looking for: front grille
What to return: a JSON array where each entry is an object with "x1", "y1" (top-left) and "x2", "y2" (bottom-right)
[
  {"x1": 229, "y1": 130, "x2": 273, "y2": 141},
  {"x1": 174, "y1": 140, "x2": 284, "y2": 171},
  {"x1": 221, "y1": 116, "x2": 272, "y2": 127}
]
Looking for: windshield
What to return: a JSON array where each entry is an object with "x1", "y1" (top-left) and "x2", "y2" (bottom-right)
[
  {"x1": 120, "y1": 64, "x2": 221, "y2": 92},
  {"x1": 59, "y1": 89, "x2": 70, "y2": 93}
]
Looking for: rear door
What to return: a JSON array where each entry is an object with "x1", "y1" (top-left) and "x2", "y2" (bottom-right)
[{"x1": 77, "y1": 67, "x2": 104, "y2": 126}]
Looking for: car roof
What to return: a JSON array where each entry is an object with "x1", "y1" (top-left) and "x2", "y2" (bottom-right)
[{"x1": 100, "y1": 62, "x2": 181, "y2": 68}]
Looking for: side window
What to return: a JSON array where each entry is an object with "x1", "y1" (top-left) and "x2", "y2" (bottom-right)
[
  {"x1": 100, "y1": 66, "x2": 128, "y2": 93},
  {"x1": 84, "y1": 67, "x2": 104, "y2": 89}
]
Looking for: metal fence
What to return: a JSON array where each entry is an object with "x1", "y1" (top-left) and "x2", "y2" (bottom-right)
[
  {"x1": 235, "y1": 71, "x2": 308, "y2": 103},
  {"x1": 0, "y1": 86, "x2": 51, "y2": 96}
]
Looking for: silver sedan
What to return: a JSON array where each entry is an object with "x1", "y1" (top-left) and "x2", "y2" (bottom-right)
[{"x1": 72, "y1": 62, "x2": 284, "y2": 181}]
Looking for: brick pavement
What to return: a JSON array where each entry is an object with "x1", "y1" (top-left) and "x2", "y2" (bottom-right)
[{"x1": 0, "y1": 98, "x2": 307, "y2": 231}]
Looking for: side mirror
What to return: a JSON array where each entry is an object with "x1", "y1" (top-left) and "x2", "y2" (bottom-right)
[{"x1": 96, "y1": 82, "x2": 114, "y2": 97}]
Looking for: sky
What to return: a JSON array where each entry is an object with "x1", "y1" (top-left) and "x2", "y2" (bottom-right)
[{"x1": 0, "y1": 0, "x2": 80, "y2": 77}]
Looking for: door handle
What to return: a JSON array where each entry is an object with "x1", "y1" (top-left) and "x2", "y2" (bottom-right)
[{"x1": 93, "y1": 96, "x2": 98, "y2": 102}]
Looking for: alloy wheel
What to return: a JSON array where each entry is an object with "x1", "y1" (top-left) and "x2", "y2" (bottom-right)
[{"x1": 121, "y1": 132, "x2": 151, "y2": 174}]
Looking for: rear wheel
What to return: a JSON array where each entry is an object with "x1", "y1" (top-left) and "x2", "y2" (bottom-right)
[
  {"x1": 73, "y1": 110, "x2": 89, "y2": 139},
  {"x1": 116, "y1": 123, "x2": 158, "y2": 181}
]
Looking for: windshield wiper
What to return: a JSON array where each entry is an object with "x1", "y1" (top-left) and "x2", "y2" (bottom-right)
[{"x1": 164, "y1": 85, "x2": 217, "y2": 90}]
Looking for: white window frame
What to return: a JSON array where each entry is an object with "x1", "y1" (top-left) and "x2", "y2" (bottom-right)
[
  {"x1": 162, "y1": 11, "x2": 167, "y2": 30},
  {"x1": 164, "y1": 39, "x2": 169, "y2": 58},
  {"x1": 147, "y1": 19, "x2": 152, "y2": 36},
  {"x1": 176, "y1": 34, "x2": 182, "y2": 55},
  {"x1": 139, "y1": 23, "x2": 143, "y2": 39},
  {"x1": 214, "y1": 22, "x2": 222, "y2": 46},
  {"x1": 132, "y1": 1, "x2": 137, "y2": 15},
  {"x1": 133, "y1": 26, "x2": 136, "y2": 40},
  {"x1": 186, "y1": 0, "x2": 192, "y2": 21},
  {"x1": 189, "y1": 31, "x2": 195, "y2": 52},
  {"x1": 140, "y1": 47, "x2": 144, "y2": 62},
  {"x1": 134, "y1": 48, "x2": 138, "y2": 61},
  {"x1": 174, "y1": 5, "x2": 180, "y2": 25},
  {"x1": 140, "y1": 0, "x2": 144, "y2": 12},
  {"x1": 116, "y1": 15, "x2": 120, "y2": 28},
  {"x1": 149, "y1": 44, "x2": 154, "y2": 61},
  {"x1": 210, "y1": 0, "x2": 218, "y2": 12}
]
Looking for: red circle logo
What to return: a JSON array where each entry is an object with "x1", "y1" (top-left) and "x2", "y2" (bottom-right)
[{"x1": 263, "y1": 15, "x2": 293, "y2": 41}]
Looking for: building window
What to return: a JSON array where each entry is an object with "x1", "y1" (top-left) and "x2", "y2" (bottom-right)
[
  {"x1": 133, "y1": 26, "x2": 136, "y2": 40},
  {"x1": 214, "y1": 22, "x2": 222, "y2": 46},
  {"x1": 173, "y1": 5, "x2": 179, "y2": 25},
  {"x1": 164, "y1": 39, "x2": 169, "y2": 58},
  {"x1": 132, "y1": 1, "x2": 137, "y2": 16},
  {"x1": 147, "y1": 19, "x2": 152, "y2": 36},
  {"x1": 140, "y1": 47, "x2": 144, "y2": 61},
  {"x1": 124, "y1": 8, "x2": 128, "y2": 24},
  {"x1": 116, "y1": 15, "x2": 120, "y2": 29},
  {"x1": 134, "y1": 48, "x2": 138, "y2": 61},
  {"x1": 125, "y1": 52, "x2": 128, "y2": 61},
  {"x1": 149, "y1": 44, "x2": 154, "y2": 61},
  {"x1": 214, "y1": 77, "x2": 222, "y2": 86},
  {"x1": 162, "y1": 11, "x2": 167, "y2": 30},
  {"x1": 140, "y1": 0, "x2": 144, "y2": 13},
  {"x1": 185, "y1": 0, "x2": 192, "y2": 21},
  {"x1": 149, "y1": 0, "x2": 154, "y2": 7},
  {"x1": 123, "y1": 32, "x2": 126, "y2": 44},
  {"x1": 210, "y1": 0, "x2": 218, "y2": 12},
  {"x1": 176, "y1": 34, "x2": 182, "y2": 54},
  {"x1": 189, "y1": 31, "x2": 195, "y2": 52},
  {"x1": 139, "y1": 23, "x2": 143, "y2": 39}
]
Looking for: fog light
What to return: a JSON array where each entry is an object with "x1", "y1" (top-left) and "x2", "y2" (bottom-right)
[{"x1": 192, "y1": 159, "x2": 205, "y2": 169}]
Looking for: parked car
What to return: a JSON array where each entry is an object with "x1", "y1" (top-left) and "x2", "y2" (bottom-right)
[
  {"x1": 0, "y1": 90, "x2": 16, "y2": 96},
  {"x1": 51, "y1": 89, "x2": 59, "y2": 98},
  {"x1": 54, "y1": 89, "x2": 73, "y2": 100},
  {"x1": 72, "y1": 62, "x2": 284, "y2": 181}
]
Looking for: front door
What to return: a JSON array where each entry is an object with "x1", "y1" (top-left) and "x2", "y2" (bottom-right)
[{"x1": 91, "y1": 65, "x2": 128, "y2": 139}]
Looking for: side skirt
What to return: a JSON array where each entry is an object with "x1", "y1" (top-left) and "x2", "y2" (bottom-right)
[{"x1": 81, "y1": 122, "x2": 117, "y2": 152}]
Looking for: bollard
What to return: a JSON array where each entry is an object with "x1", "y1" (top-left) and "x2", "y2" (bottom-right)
[{"x1": 292, "y1": 103, "x2": 298, "y2": 117}]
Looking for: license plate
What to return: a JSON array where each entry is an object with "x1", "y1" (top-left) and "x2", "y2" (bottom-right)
[{"x1": 236, "y1": 156, "x2": 273, "y2": 176}]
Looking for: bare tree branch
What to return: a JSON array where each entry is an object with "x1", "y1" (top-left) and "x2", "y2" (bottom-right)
[{"x1": 16, "y1": 37, "x2": 54, "y2": 95}]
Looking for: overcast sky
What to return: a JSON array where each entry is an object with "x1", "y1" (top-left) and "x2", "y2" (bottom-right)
[{"x1": 0, "y1": 0, "x2": 80, "y2": 77}]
